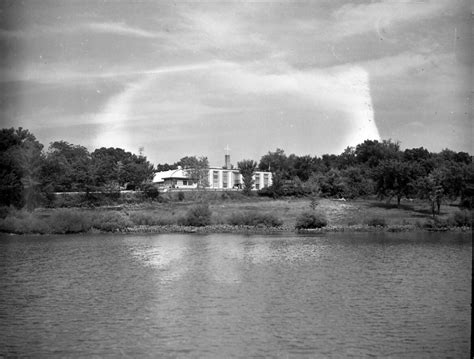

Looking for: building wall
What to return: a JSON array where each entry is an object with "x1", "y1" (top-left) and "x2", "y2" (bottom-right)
[
  {"x1": 155, "y1": 168, "x2": 272, "y2": 191},
  {"x1": 207, "y1": 168, "x2": 272, "y2": 190}
]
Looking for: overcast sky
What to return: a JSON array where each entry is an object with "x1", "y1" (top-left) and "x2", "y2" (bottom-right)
[{"x1": 0, "y1": 0, "x2": 471, "y2": 166}]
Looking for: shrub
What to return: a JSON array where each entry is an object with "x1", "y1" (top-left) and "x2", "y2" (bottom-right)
[
  {"x1": 227, "y1": 211, "x2": 282, "y2": 227},
  {"x1": 295, "y1": 211, "x2": 327, "y2": 229},
  {"x1": 178, "y1": 203, "x2": 212, "y2": 227},
  {"x1": 143, "y1": 185, "x2": 160, "y2": 201},
  {"x1": 177, "y1": 191, "x2": 185, "y2": 201},
  {"x1": 422, "y1": 217, "x2": 449, "y2": 230},
  {"x1": 366, "y1": 216, "x2": 387, "y2": 227},
  {"x1": 48, "y1": 209, "x2": 92, "y2": 234},
  {"x1": 448, "y1": 210, "x2": 472, "y2": 227},
  {"x1": 91, "y1": 211, "x2": 132, "y2": 232},
  {"x1": 0, "y1": 210, "x2": 51, "y2": 234},
  {"x1": 129, "y1": 212, "x2": 176, "y2": 226}
]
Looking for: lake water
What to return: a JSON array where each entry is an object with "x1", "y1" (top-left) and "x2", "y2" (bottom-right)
[{"x1": 0, "y1": 232, "x2": 471, "y2": 358}]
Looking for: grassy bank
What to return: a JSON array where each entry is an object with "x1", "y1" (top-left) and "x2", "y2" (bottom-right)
[{"x1": 0, "y1": 197, "x2": 471, "y2": 235}]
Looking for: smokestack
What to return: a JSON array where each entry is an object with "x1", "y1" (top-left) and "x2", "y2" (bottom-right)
[{"x1": 224, "y1": 154, "x2": 231, "y2": 169}]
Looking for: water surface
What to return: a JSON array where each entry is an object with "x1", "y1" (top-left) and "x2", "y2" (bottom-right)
[{"x1": 0, "y1": 232, "x2": 471, "y2": 358}]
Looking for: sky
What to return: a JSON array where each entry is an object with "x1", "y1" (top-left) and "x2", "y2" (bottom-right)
[{"x1": 0, "y1": 0, "x2": 471, "y2": 166}]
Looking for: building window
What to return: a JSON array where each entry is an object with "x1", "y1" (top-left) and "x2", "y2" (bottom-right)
[
  {"x1": 223, "y1": 171, "x2": 228, "y2": 188},
  {"x1": 213, "y1": 171, "x2": 219, "y2": 187},
  {"x1": 255, "y1": 174, "x2": 260, "y2": 190},
  {"x1": 263, "y1": 173, "x2": 269, "y2": 188},
  {"x1": 233, "y1": 172, "x2": 240, "y2": 188}
]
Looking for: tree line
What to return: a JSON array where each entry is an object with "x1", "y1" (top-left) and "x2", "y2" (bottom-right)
[
  {"x1": 254, "y1": 140, "x2": 473, "y2": 214},
  {"x1": 1, "y1": 127, "x2": 472, "y2": 214},
  {"x1": 0, "y1": 128, "x2": 155, "y2": 209}
]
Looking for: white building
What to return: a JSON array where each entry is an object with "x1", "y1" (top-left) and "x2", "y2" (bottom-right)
[{"x1": 153, "y1": 154, "x2": 272, "y2": 191}]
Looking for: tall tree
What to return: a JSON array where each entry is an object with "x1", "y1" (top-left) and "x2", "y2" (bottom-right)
[
  {"x1": 416, "y1": 169, "x2": 445, "y2": 217},
  {"x1": 355, "y1": 139, "x2": 401, "y2": 168},
  {"x1": 0, "y1": 127, "x2": 44, "y2": 209},
  {"x1": 238, "y1": 160, "x2": 257, "y2": 195},
  {"x1": 372, "y1": 159, "x2": 415, "y2": 207},
  {"x1": 43, "y1": 141, "x2": 92, "y2": 192},
  {"x1": 178, "y1": 156, "x2": 209, "y2": 188},
  {"x1": 92, "y1": 147, "x2": 155, "y2": 190}
]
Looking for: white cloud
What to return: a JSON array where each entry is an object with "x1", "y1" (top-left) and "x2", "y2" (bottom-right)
[
  {"x1": 93, "y1": 60, "x2": 380, "y2": 153},
  {"x1": 83, "y1": 22, "x2": 160, "y2": 38},
  {"x1": 332, "y1": 0, "x2": 450, "y2": 39},
  {"x1": 0, "y1": 21, "x2": 162, "y2": 39}
]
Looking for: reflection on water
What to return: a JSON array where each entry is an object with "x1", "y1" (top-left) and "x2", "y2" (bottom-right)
[
  {"x1": 0, "y1": 232, "x2": 471, "y2": 358},
  {"x1": 130, "y1": 236, "x2": 188, "y2": 282}
]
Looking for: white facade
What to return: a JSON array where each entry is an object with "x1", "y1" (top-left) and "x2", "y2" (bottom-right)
[
  {"x1": 207, "y1": 167, "x2": 272, "y2": 190},
  {"x1": 153, "y1": 166, "x2": 272, "y2": 191}
]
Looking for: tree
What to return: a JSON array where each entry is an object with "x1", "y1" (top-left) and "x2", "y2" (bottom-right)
[
  {"x1": 92, "y1": 147, "x2": 155, "y2": 190},
  {"x1": 238, "y1": 159, "x2": 257, "y2": 195},
  {"x1": 258, "y1": 148, "x2": 291, "y2": 179},
  {"x1": 43, "y1": 141, "x2": 92, "y2": 192},
  {"x1": 0, "y1": 127, "x2": 44, "y2": 209},
  {"x1": 355, "y1": 139, "x2": 401, "y2": 168},
  {"x1": 372, "y1": 159, "x2": 415, "y2": 207},
  {"x1": 178, "y1": 156, "x2": 209, "y2": 188},
  {"x1": 416, "y1": 169, "x2": 445, "y2": 217}
]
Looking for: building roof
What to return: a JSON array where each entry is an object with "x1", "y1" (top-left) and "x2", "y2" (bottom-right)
[{"x1": 153, "y1": 168, "x2": 190, "y2": 183}]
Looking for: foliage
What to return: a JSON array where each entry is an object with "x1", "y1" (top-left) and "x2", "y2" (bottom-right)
[
  {"x1": 0, "y1": 128, "x2": 44, "y2": 209},
  {"x1": 142, "y1": 184, "x2": 160, "y2": 200},
  {"x1": 177, "y1": 191, "x2": 185, "y2": 201},
  {"x1": 366, "y1": 216, "x2": 387, "y2": 227},
  {"x1": 178, "y1": 203, "x2": 212, "y2": 226},
  {"x1": 447, "y1": 210, "x2": 472, "y2": 227},
  {"x1": 179, "y1": 156, "x2": 209, "y2": 188},
  {"x1": 92, "y1": 147, "x2": 154, "y2": 190},
  {"x1": 43, "y1": 141, "x2": 93, "y2": 193},
  {"x1": 355, "y1": 139, "x2": 401, "y2": 168},
  {"x1": 227, "y1": 211, "x2": 282, "y2": 227},
  {"x1": 237, "y1": 159, "x2": 257, "y2": 195},
  {"x1": 129, "y1": 212, "x2": 175, "y2": 226},
  {"x1": 91, "y1": 211, "x2": 132, "y2": 232},
  {"x1": 0, "y1": 209, "x2": 51, "y2": 234},
  {"x1": 416, "y1": 169, "x2": 445, "y2": 217},
  {"x1": 48, "y1": 209, "x2": 93, "y2": 233},
  {"x1": 1, "y1": 126, "x2": 472, "y2": 212},
  {"x1": 372, "y1": 159, "x2": 415, "y2": 206},
  {"x1": 295, "y1": 211, "x2": 327, "y2": 229}
]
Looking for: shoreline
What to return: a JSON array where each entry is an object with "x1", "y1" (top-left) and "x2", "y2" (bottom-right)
[{"x1": 2, "y1": 223, "x2": 471, "y2": 236}]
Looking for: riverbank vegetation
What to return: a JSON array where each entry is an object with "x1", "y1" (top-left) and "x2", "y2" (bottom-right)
[
  {"x1": 0, "y1": 127, "x2": 472, "y2": 235},
  {"x1": 0, "y1": 198, "x2": 471, "y2": 235}
]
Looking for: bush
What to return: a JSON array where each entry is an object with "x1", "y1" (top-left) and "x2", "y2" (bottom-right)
[
  {"x1": 366, "y1": 216, "x2": 387, "y2": 227},
  {"x1": 91, "y1": 211, "x2": 132, "y2": 232},
  {"x1": 178, "y1": 203, "x2": 212, "y2": 227},
  {"x1": 422, "y1": 217, "x2": 449, "y2": 230},
  {"x1": 227, "y1": 211, "x2": 282, "y2": 227},
  {"x1": 48, "y1": 209, "x2": 92, "y2": 234},
  {"x1": 295, "y1": 211, "x2": 327, "y2": 229},
  {"x1": 177, "y1": 191, "x2": 185, "y2": 201},
  {"x1": 447, "y1": 210, "x2": 472, "y2": 227},
  {"x1": 0, "y1": 210, "x2": 51, "y2": 234},
  {"x1": 143, "y1": 185, "x2": 160, "y2": 201},
  {"x1": 129, "y1": 212, "x2": 176, "y2": 226}
]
